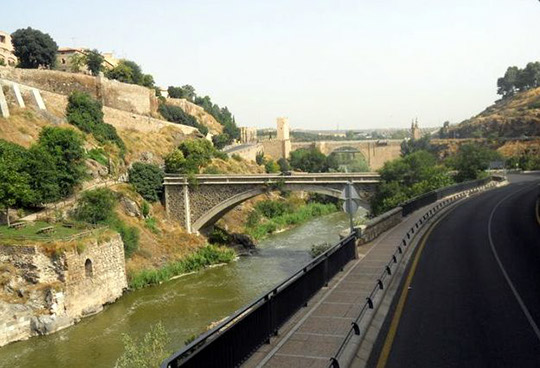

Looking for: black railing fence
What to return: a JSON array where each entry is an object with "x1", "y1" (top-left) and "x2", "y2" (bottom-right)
[{"x1": 161, "y1": 234, "x2": 357, "y2": 368}]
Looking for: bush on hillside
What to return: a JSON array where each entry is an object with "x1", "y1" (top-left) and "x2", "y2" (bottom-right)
[
  {"x1": 73, "y1": 188, "x2": 116, "y2": 224},
  {"x1": 106, "y1": 59, "x2": 154, "y2": 88},
  {"x1": 128, "y1": 163, "x2": 164, "y2": 202},
  {"x1": 158, "y1": 104, "x2": 208, "y2": 135},
  {"x1": 289, "y1": 147, "x2": 338, "y2": 173},
  {"x1": 66, "y1": 91, "x2": 125, "y2": 153}
]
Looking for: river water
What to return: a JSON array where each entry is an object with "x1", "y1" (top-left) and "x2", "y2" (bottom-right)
[{"x1": 0, "y1": 212, "x2": 350, "y2": 368}]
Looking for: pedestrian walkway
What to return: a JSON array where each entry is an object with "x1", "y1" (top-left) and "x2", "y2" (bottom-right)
[{"x1": 243, "y1": 199, "x2": 450, "y2": 368}]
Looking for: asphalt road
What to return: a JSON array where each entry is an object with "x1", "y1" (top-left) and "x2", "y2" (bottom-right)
[{"x1": 371, "y1": 173, "x2": 540, "y2": 368}]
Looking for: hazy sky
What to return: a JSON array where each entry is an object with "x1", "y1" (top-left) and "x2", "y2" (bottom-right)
[{"x1": 3, "y1": 0, "x2": 540, "y2": 130}]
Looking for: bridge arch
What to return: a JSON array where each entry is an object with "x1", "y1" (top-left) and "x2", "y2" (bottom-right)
[{"x1": 192, "y1": 184, "x2": 370, "y2": 233}]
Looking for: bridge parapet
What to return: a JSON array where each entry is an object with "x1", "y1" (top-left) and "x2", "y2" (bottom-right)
[{"x1": 164, "y1": 173, "x2": 380, "y2": 233}]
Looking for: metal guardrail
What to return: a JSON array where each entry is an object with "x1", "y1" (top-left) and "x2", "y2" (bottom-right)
[
  {"x1": 161, "y1": 234, "x2": 358, "y2": 368},
  {"x1": 327, "y1": 180, "x2": 497, "y2": 367}
]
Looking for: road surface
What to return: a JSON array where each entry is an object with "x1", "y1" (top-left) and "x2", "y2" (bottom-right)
[{"x1": 371, "y1": 173, "x2": 540, "y2": 368}]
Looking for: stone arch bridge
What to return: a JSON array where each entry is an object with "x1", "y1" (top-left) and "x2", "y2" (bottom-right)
[
  {"x1": 164, "y1": 173, "x2": 380, "y2": 233},
  {"x1": 290, "y1": 140, "x2": 402, "y2": 170}
]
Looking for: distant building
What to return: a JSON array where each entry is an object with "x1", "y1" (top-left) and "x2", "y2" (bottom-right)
[
  {"x1": 411, "y1": 118, "x2": 421, "y2": 140},
  {"x1": 56, "y1": 47, "x2": 119, "y2": 74},
  {"x1": 239, "y1": 127, "x2": 257, "y2": 144},
  {"x1": 0, "y1": 31, "x2": 17, "y2": 66}
]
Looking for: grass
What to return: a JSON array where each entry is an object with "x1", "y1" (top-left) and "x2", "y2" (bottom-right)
[
  {"x1": 128, "y1": 245, "x2": 235, "y2": 289},
  {"x1": 246, "y1": 202, "x2": 338, "y2": 240},
  {"x1": 0, "y1": 221, "x2": 85, "y2": 241}
]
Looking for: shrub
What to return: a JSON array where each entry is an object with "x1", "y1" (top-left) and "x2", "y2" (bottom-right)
[
  {"x1": 277, "y1": 158, "x2": 290, "y2": 173},
  {"x1": 212, "y1": 133, "x2": 231, "y2": 149},
  {"x1": 128, "y1": 163, "x2": 164, "y2": 202},
  {"x1": 208, "y1": 227, "x2": 231, "y2": 244},
  {"x1": 113, "y1": 219, "x2": 140, "y2": 257},
  {"x1": 66, "y1": 92, "x2": 125, "y2": 153},
  {"x1": 246, "y1": 210, "x2": 261, "y2": 228},
  {"x1": 116, "y1": 322, "x2": 170, "y2": 368},
  {"x1": 232, "y1": 154, "x2": 243, "y2": 162},
  {"x1": 158, "y1": 104, "x2": 208, "y2": 135},
  {"x1": 255, "y1": 200, "x2": 293, "y2": 218},
  {"x1": 141, "y1": 201, "x2": 151, "y2": 218},
  {"x1": 310, "y1": 242, "x2": 332, "y2": 258},
  {"x1": 256, "y1": 152, "x2": 266, "y2": 165},
  {"x1": 144, "y1": 217, "x2": 159, "y2": 234},
  {"x1": 87, "y1": 148, "x2": 108, "y2": 166},
  {"x1": 265, "y1": 160, "x2": 280, "y2": 173},
  {"x1": 73, "y1": 188, "x2": 116, "y2": 224}
]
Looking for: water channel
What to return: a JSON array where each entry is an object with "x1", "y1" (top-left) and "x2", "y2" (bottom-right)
[{"x1": 0, "y1": 212, "x2": 351, "y2": 368}]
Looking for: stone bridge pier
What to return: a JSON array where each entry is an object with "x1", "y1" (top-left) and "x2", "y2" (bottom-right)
[{"x1": 164, "y1": 173, "x2": 380, "y2": 233}]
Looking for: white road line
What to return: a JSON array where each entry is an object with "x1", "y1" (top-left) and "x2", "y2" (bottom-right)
[{"x1": 487, "y1": 183, "x2": 540, "y2": 342}]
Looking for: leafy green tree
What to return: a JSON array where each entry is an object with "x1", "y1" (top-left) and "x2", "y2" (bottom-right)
[
  {"x1": 106, "y1": 59, "x2": 155, "y2": 87},
  {"x1": 447, "y1": 144, "x2": 502, "y2": 182},
  {"x1": 0, "y1": 141, "x2": 33, "y2": 225},
  {"x1": 25, "y1": 145, "x2": 60, "y2": 203},
  {"x1": 86, "y1": 49, "x2": 104, "y2": 76},
  {"x1": 167, "y1": 85, "x2": 196, "y2": 101},
  {"x1": 289, "y1": 147, "x2": 337, "y2": 173},
  {"x1": 370, "y1": 150, "x2": 453, "y2": 215},
  {"x1": 256, "y1": 152, "x2": 266, "y2": 165},
  {"x1": 73, "y1": 188, "x2": 117, "y2": 224},
  {"x1": 128, "y1": 163, "x2": 164, "y2": 202},
  {"x1": 212, "y1": 133, "x2": 230, "y2": 149},
  {"x1": 400, "y1": 135, "x2": 432, "y2": 156},
  {"x1": 164, "y1": 150, "x2": 187, "y2": 173},
  {"x1": 11, "y1": 27, "x2": 58, "y2": 69},
  {"x1": 37, "y1": 127, "x2": 86, "y2": 197}
]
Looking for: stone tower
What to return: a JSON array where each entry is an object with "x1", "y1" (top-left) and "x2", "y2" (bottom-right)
[
  {"x1": 277, "y1": 117, "x2": 291, "y2": 159},
  {"x1": 411, "y1": 118, "x2": 421, "y2": 140}
]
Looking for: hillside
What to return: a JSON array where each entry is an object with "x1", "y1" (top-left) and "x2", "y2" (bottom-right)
[{"x1": 448, "y1": 87, "x2": 540, "y2": 138}]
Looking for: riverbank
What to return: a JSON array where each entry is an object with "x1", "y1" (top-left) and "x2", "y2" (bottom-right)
[{"x1": 128, "y1": 245, "x2": 236, "y2": 289}]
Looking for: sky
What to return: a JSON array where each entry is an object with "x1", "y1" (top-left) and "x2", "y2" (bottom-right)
[{"x1": 3, "y1": 0, "x2": 540, "y2": 130}]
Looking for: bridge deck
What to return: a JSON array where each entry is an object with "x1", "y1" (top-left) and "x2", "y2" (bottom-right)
[
  {"x1": 241, "y1": 202, "x2": 433, "y2": 368},
  {"x1": 164, "y1": 173, "x2": 380, "y2": 185}
]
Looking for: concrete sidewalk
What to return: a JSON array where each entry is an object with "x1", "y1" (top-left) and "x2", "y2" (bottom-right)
[{"x1": 243, "y1": 199, "x2": 444, "y2": 368}]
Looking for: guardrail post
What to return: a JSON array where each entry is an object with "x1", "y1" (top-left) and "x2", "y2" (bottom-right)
[
  {"x1": 351, "y1": 322, "x2": 361, "y2": 335},
  {"x1": 330, "y1": 357, "x2": 341, "y2": 368},
  {"x1": 367, "y1": 297, "x2": 374, "y2": 309},
  {"x1": 377, "y1": 279, "x2": 384, "y2": 290}
]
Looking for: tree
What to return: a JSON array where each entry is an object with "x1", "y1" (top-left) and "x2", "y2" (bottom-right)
[
  {"x1": 37, "y1": 127, "x2": 86, "y2": 197},
  {"x1": 73, "y1": 188, "x2": 117, "y2": 224},
  {"x1": 0, "y1": 141, "x2": 33, "y2": 226},
  {"x1": 400, "y1": 135, "x2": 432, "y2": 156},
  {"x1": 11, "y1": 27, "x2": 58, "y2": 69},
  {"x1": 289, "y1": 147, "x2": 337, "y2": 173},
  {"x1": 164, "y1": 149, "x2": 187, "y2": 173},
  {"x1": 370, "y1": 150, "x2": 453, "y2": 215},
  {"x1": 105, "y1": 59, "x2": 155, "y2": 88},
  {"x1": 128, "y1": 163, "x2": 164, "y2": 202},
  {"x1": 212, "y1": 134, "x2": 230, "y2": 149},
  {"x1": 86, "y1": 49, "x2": 104, "y2": 76},
  {"x1": 277, "y1": 158, "x2": 290, "y2": 173},
  {"x1": 25, "y1": 145, "x2": 60, "y2": 203},
  {"x1": 447, "y1": 144, "x2": 501, "y2": 182}
]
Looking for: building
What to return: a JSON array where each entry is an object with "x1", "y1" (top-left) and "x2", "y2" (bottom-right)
[
  {"x1": 239, "y1": 127, "x2": 257, "y2": 144},
  {"x1": 411, "y1": 118, "x2": 421, "y2": 140},
  {"x1": 56, "y1": 47, "x2": 119, "y2": 74},
  {"x1": 0, "y1": 31, "x2": 17, "y2": 66}
]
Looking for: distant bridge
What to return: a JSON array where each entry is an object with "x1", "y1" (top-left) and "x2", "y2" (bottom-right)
[
  {"x1": 290, "y1": 140, "x2": 403, "y2": 170},
  {"x1": 164, "y1": 173, "x2": 380, "y2": 233}
]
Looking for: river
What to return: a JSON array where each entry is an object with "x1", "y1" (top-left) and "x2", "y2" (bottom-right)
[{"x1": 0, "y1": 212, "x2": 352, "y2": 368}]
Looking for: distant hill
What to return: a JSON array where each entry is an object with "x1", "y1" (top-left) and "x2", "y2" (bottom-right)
[{"x1": 446, "y1": 87, "x2": 540, "y2": 138}]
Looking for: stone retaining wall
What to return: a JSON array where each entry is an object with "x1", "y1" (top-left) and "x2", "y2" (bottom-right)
[
  {"x1": 356, "y1": 207, "x2": 403, "y2": 245},
  {"x1": 0, "y1": 233, "x2": 127, "y2": 346}
]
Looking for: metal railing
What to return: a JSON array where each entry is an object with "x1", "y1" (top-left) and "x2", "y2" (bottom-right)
[
  {"x1": 161, "y1": 234, "x2": 358, "y2": 368},
  {"x1": 327, "y1": 180, "x2": 497, "y2": 367}
]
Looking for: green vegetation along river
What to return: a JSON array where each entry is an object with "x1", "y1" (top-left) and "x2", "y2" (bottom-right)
[{"x1": 0, "y1": 212, "x2": 350, "y2": 368}]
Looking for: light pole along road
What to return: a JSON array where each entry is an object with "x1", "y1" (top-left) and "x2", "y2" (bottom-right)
[{"x1": 369, "y1": 173, "x2": 540, "y2": 368}]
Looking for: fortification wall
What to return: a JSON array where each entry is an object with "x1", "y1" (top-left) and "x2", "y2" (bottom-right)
[
  {"x1": 226, "y1": 143, "x2": 263, "y2": 162},
  {"x1": 0, "y1": 66, "x2": 157, "y2": 115},
  {"x1": 0, "y1": 233, "x2": 127, "y2": 346}
]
